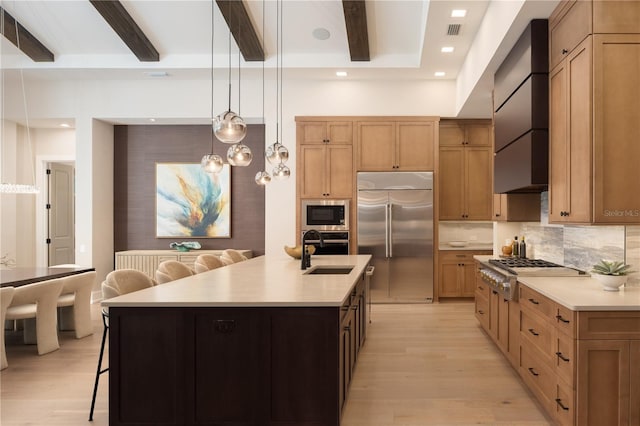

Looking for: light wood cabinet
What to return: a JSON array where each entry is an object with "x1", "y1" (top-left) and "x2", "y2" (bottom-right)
[
  {"x1": 356, "y1": 120, "x2": 437, "y2": 171},
  {"x1": 492, "y1": 193, "x2": 540, "y2": 222},
  {"x1": 299, "y1": 144, "x2": 353, "y2": 198},
  {"x1": 296, "y1": 121, "x2": 353, "y2": 145},
  {"x1": 439, "y1": 146, "x2": 493, "y2": 220},
  {"x1": 548, "y1": 0, "x2": 640, "y2": 224},
  {"x1": 438, "y1": 251, "x2": 490, "y2": 298},
  {"x1": 439, "y1": 120, "x2": 492, "y2": 147}
]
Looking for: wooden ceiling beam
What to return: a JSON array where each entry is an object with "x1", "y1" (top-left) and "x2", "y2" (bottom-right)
[
  {"x1": 342, "y1": 0, "x2": 370, "y2": 61},
  {"x1": 216, "y1": 0, "x2": 264, "y2": 62},
  {"x1": 89, "y1": 0, "x2": 159, "y2": 62},
  {"x1": 0, "y1": 7, "x2": 54, "y2": 62}
]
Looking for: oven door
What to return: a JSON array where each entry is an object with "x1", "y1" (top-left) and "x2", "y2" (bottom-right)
[{"x1": 304, "y1": 232, "x2": 350, "y2": 255}]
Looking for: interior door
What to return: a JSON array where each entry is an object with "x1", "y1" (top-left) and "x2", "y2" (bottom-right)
[{"x1": 48, "y1": 162, "x2": 75, "y2": 266}]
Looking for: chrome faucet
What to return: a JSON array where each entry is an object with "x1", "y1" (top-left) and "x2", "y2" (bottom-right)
[{"x1": 301, "y1": 229, "x2": 324, "y2": 270}]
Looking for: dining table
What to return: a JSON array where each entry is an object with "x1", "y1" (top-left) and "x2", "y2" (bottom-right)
[{"x1": 0, "y1": 266, "x2": 96, "y2": 288}]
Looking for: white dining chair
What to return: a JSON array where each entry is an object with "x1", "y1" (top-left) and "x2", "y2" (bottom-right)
[
  {"x1": 1, "y1": 286, "x2": 15, "y2": 370},
  {"x1": 5, "y1": 278, "x2": 64, "y2": 355},
  {"x1": 57, "y1": 271, "x2": 96, "y2": 339}
]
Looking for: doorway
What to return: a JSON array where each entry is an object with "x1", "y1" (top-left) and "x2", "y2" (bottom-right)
[{"x1": 47, "y1": 162, "x2": 75, "y2": 266}]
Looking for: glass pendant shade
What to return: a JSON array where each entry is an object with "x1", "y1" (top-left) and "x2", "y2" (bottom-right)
[
  {"x1": 201, "y1": 153, "x2": 224, "y2": 174},
  {"x1": 214, "y1": 110, "x2": 247, "y2": 144},
  {"x1": 255, "y1": 171, "x2": 271, "y2": 185},
  {"x1": 227, "y1": 143, "x2": 253, "y2": 166},
  {"x1": 265, "y1": 142, "x2": 289, "y2": 165},
  {"x1": 272, "y1": 163, "x2": 290, "y2": 180}
]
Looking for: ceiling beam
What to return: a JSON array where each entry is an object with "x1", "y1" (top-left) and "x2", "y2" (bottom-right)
[
  {"x1": 216, "y1": 0, "x2": 264, "y2": 62},
  {"x1": 89, "y1": 0, "x2": 159, "y2": 62},
  {"x1": 342, "y1": 0, "x2": 370, "y2": 61},
  {"x1": 0, "y1": 7, "x2": 54, "y2": 62}
]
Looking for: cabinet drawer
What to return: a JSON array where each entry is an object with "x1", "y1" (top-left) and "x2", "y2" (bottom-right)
[
  {"x1": 555, "y1": 304, "x2": 576, "y2": 338},
  {"x1": 520, "y1": 285, "x2": 555, "y2": 321},
  {"x1": 475, "y1": 294, "x2": 490, "y2": 331},
  {"x1": 520, "y1": 344, "x2": 556, "y2": 406},
  {"x1": 554, "y1": 378, "x2": 575, "y2": 426},
  {"x1": 439, "y1": 251, "x2": 476, "y2": 262},
  {"x1": 577, "y1": 311, "x2": 640, "y2": 340},
  {"x1": 554, "y1": 331, "x2": 575, "y2": 387},
  {"x1": 549, "y1": 0, "x2": 591, "y2": 69},
  {"x1": 475, "y1": 280, "x2": 490, "y2": 299},
  {"x1": 521, "y1": 309, "x2": 554, "y2": 364}
]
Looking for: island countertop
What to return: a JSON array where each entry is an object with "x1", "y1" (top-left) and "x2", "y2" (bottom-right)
[{"x1": 102, "y1": 254, "x2": 372, "y2": 308}]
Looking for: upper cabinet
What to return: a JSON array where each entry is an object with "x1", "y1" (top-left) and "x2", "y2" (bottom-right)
[
  {"x1": 548, "y1": 0, "x2": 640, "y2": 224},
  {"x1": 297, "y1": 121, "x2": 353, "y2": 145},
  {"x1": 493, "y1": 193, "x2": 541, "y2": 222},
  {"x1": 356, "y1": 119, "x2": 437, "y2": 171},
  {"x1": 296, "y1": 118, "x2": 354, "y2": 199},
  {"x1": 439, "y1": 120, "x2": 493, "y2": 221}
]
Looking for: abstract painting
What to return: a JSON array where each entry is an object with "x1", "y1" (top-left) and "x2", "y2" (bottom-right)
[{"x1": 156, "y1": 163, "x2": 230, "y2": 238}]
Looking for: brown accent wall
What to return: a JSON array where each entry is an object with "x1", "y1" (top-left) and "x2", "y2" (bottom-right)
[{"x1": 114, "y1": 125, "x2": 265, "y2": 255}]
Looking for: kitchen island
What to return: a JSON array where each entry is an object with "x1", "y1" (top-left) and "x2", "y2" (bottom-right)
[{"x1": 103, "y1": 254, "x2": 371, "y2": 426}]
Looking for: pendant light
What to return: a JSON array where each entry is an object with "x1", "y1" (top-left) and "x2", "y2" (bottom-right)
[
  {"x1": 0, "y1": 13, "x2": 39, "y2": 194},
  {"x1": 214, "y1": 3, "x2": 247, "y2": 145},
  {"x1": 226, "y1": 40, "x2": 252, "y2": 166},
  {"x1": 270, "y1": 0, "x2": 290, "y2": 180},
  {"x1": 255, "y1": 0, "x2": 271, "y2": 185},
  {"x1": 201, "y1": 0, "x2": 224, "y2": 174}
]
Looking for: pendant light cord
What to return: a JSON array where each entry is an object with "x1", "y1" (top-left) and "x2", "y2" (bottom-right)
[
  {"x1": 210, "y1": 0, "x2": 215, "y2": 153},
  {"x1": 227, "y1": 19, "x2": 232, "y2": 114},
  {"x1": 275, "y1": 0, "x2": 280, "y2": 143}
]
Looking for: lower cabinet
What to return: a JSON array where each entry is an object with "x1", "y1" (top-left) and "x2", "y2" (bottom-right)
[
  {"x1": 439, "y1": 250, "x2": 491, "y2": 298},
  {"x1": 476, "y1": 282, "x2": 640, "y2": 426},
  {"x1": 109, "y1": 275, "x2": 369, "y2": 426}
]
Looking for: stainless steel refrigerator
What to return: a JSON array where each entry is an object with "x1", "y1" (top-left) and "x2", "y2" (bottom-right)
[{"x1": 357, "y1": 172, "x2": 433, "y2": 303}]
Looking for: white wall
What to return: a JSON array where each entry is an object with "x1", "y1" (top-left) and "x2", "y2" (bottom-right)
[{"x1": 3, "y1": 75, "x2": 459, "y2": 272}]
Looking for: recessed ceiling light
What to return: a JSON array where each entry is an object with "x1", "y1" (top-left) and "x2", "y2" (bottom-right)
[
  {"x1": 451, "y1": 9, "x2": 467, "y2": 18},
  {"x1": 60, "y1": 123, "x2": 71, "y2": 128},
  {"x1": 336, "y1": 71, "x2": 347, "y2": 77},
  {"x1": 149, "y1": 118, "x2": 156, "y2": 122},
  {"x1": 441, "y1": 46, "x2": 455, "y2": 53},
  {"x1": 434, "y1": 71, "x2": 446, "y2": 77},
  {"x1": 312, "y1": 28, "x2": 331, "y2": 41}
]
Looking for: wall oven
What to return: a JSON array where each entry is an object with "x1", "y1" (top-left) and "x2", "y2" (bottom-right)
[
  {"x1": 301, "y1": 199, "x2": 349, "y2": 232},
  {"x1": 302, "y1": 231, "x2": 350, "y2": 255}
]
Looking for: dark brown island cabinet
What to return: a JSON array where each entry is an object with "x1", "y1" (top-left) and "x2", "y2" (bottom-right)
[{"x1": 107, "y1": 267, "x2": 369, "y2": 426}]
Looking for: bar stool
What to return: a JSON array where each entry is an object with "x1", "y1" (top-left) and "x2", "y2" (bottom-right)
[
  {"x1": 194, "y1": 254, "x2": 226, "y2": 273},
  {"x1": 155, "y1": 260, "x2": 194, "y2": 284},
  {"x1": 89, "y1": 269, "x2": 156, "y2": 421}
]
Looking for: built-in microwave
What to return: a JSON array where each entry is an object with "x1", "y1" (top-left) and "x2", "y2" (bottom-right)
[{"x1": 301, "y1": 199, "x2": 349, "y2": 231}]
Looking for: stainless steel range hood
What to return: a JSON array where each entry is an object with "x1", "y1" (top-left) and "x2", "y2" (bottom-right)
[{"x1": 493, "y1": 20, "x2": 549, "y2": 194}]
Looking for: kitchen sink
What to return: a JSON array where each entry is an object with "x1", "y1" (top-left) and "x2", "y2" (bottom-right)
[{"x1": 304, "y1": 266, "x2": 354, "y2": 275}]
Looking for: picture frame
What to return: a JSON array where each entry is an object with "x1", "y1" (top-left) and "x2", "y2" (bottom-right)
[{"x1": 156, "y1": 163, "x2": 231, "y2": 238}]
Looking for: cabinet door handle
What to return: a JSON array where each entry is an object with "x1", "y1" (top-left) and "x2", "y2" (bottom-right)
[
  {"x1": 556, "y1": 352, "x2": 570, "y2": 362},
  {"x1": 528, "y1": 328, "x2": 539, "y2": 336},
  {"x1": 214, "y1": 320, "x2": 236, "y2": 334},
  {"x1": 344, "y1": 326, "x2": 351, "y2": 332},
  {"x1": 478, "y1": 310, "x2": 485, "y2": 315},
  {"x1": 561, "y1": 49, "x2": 569, "y2": 55},
  {"x1": 528, "y1": 367, "x2": 539, "y2": 377},
  {"x1": 555, "y1": 398, "x2": 570, "y2": 411},
  {"x1": 556, "y1": 315, "x2": 570, "y2": 324},
  {"x1": 478, "y1": 285, "x2": 484, "y2": 291},
  {"x1": 492, "y1": 290, "x2": 498, "y2": 295},
  {"x1": 528, "y1": 298, "x2": 539, "y2": 305}
]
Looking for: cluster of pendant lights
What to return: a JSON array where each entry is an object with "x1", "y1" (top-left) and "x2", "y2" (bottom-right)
[{"x1": 201, "y1": 0, "x2": 289, "y2": 186}]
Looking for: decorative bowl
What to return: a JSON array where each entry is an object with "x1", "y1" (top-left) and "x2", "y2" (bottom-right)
[
  {"x1": 592, "y1": 274, "x2": 627, "y2": 291},
  {"x1": 284, "y1": 245, "x2": 316, "y2": 259}
]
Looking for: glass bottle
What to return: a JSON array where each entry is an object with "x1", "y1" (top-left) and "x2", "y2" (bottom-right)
[
  {"x1": 519, "y1": 236, "x2": 527, "y2": 258},
  {"x1": 512, "y1": 236, "x2": 519, "y2": 257}
]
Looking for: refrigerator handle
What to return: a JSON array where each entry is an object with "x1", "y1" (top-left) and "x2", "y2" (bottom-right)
[
  {"x1": 388, "y1": 203, "x2": 393, "y2": 258},
  {"x1": 384, "y1": 203, "x2": 389, "y2": 258}
]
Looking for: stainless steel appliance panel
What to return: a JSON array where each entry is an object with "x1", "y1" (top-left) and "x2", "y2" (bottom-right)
[
  {"x1": 301, "y1": 199, "x2": 349, "y2": 231},
  {"x1": 357, "y1": 172, "x2": 433, "y2": 303}
]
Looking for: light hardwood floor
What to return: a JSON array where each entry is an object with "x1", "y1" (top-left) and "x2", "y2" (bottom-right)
[{"x1": 1, "y1": 302, "x2": 552, "y2": 425}]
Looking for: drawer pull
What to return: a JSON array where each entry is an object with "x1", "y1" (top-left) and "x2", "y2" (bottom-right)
[
  {"x1": 556, "y1": 352, "x2": 570, "y2": 362},
  {"x1": 555, "y1": 398, "x2": 570, "y2": 411},
  {"x1": 561, "y1": 48, "x2": 569, "y2": 55},
  {"x1": 492, "y1": 290, "x2": 498, "y2": 295},
  {"x1": 478, "y1": 285, "x2": 484, "y2": 291},
  {"x1": 528, "y1": 328, "x2": 539, "y2": 337},
  {"x1": 478, "y1": 310, "x2": 485, "y2": 315},
  {"x1": 556, "y1": 315, "x2": 570, "y2": 324},
  {"x1": 528, "y1": 298, "x2": 539, "y2": 305},
  {"x1": 528, "y1": 367, "x2": 539, "y2": 377}
]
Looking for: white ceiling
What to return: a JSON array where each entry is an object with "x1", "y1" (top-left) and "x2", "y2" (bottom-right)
[{"x1": 0, "y1": 0, "x2": 560, "y2": 120}]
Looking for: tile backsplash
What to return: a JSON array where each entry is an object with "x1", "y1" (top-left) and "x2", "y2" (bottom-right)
[{"x1": 514, "y1": 192, "x2": 639, "y2": 287}]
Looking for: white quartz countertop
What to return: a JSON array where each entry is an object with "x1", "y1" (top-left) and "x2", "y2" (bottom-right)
[
  {"x1": 473, "y1": 255, "x2": 639, "y2": 311},
  {"x1": 516, "y1": 276, "x2": 640, "y2": 311},
  {"x1": 439, "y1": 244, "x2": 493, "y2": 251},
  {"x1": 102, "y1": 254, "x2": 372, "y2": 308}
]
